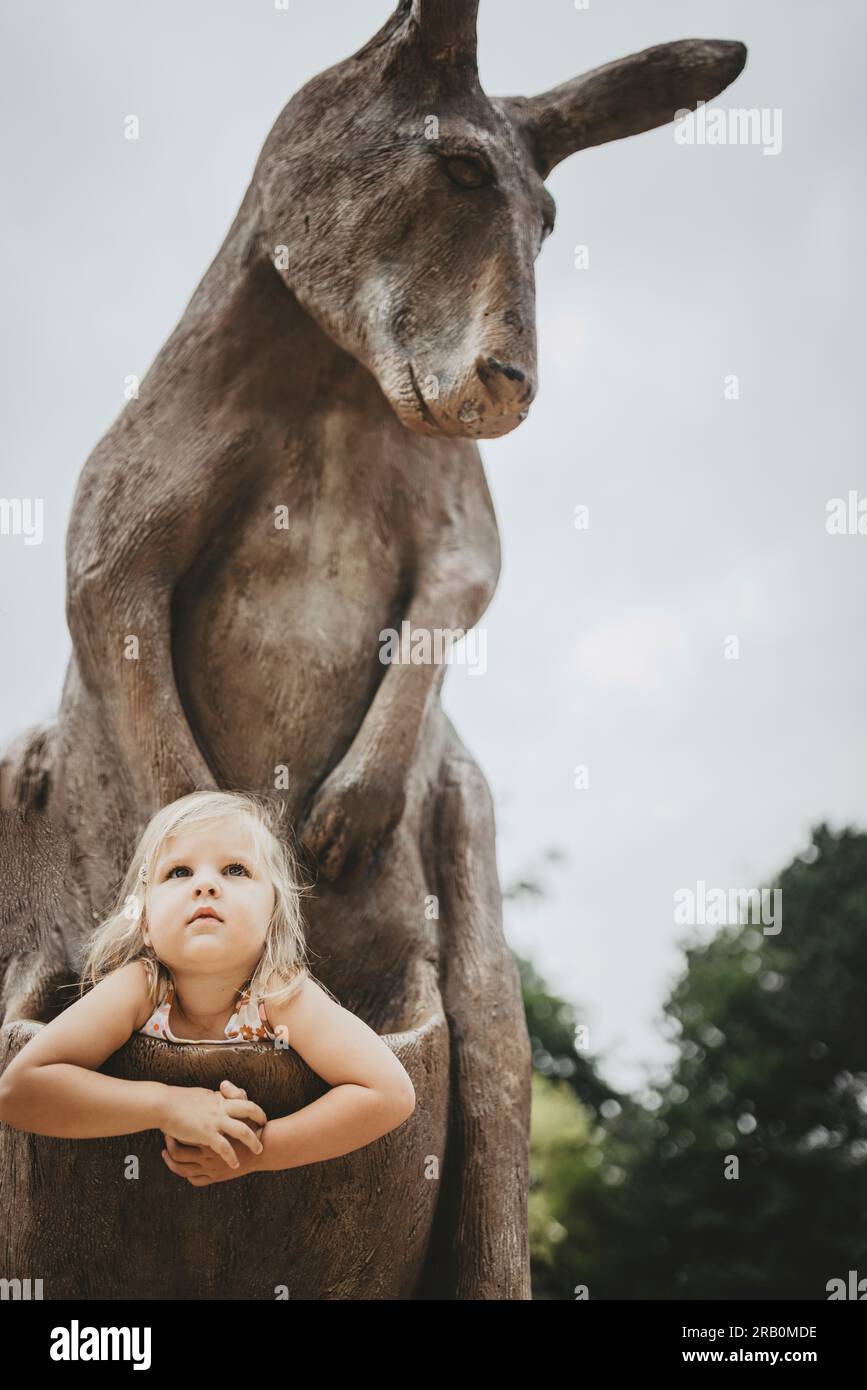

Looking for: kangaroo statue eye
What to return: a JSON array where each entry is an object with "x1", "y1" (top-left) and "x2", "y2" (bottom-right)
[{"x1": 443, "y1": 155, "x2": 492, "y2": 189}]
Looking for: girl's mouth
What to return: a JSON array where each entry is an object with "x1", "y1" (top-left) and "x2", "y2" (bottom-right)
[{"x1": 187, "y1": 908, "x2": 224, "y2": 924}]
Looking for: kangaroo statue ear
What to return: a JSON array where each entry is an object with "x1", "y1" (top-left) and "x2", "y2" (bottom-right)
[
  {"x1": 502, "y1": 38, "x2": 748, "y2": 177},
  {"x1": 407, "y1": 0, "x2": 479, "y2": 69}
]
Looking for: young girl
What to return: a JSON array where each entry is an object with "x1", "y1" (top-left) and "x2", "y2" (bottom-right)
[{"x1": 0, "y1": 790, "x2": 415, "y2": 1186}]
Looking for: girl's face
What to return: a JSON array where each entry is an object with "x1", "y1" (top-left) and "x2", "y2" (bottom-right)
[{"x1": 142, "y1": 817, "x2": 276, "y2": 981}]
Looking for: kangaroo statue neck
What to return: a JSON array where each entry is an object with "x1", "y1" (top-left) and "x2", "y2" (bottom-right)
[{"x1": 151, "y1": 183, "x2": 383, "y2": 439}]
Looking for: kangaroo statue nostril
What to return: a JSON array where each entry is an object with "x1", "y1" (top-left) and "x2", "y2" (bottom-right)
[
  {"x1": 484, "y1": 356, "x2": 526, "y2": 384},
  {"x1": 474, "y1": 355, "x2": 536, "y2": 416}
]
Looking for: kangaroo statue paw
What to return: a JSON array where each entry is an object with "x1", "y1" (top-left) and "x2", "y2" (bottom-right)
[{"x1": 299, "y1": 761, "x2": 407, "y2": 888}]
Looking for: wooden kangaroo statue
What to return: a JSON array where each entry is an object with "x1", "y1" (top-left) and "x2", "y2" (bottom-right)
[{"x1": 0, "y1": 1, "x2": 746, "y2": 1299}]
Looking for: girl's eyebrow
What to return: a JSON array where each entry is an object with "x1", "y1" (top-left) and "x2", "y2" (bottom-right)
[{"x1": 156, "y1": 851, "x2": 257, "y2": 873}]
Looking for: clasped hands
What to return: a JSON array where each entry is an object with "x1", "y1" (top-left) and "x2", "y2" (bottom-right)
[{"x1": 161, "y1": 1079, "x2": 267, "y2": 1187}]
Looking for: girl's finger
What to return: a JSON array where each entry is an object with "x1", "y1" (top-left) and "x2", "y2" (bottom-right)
[
  {"x1": 227, "y1": 1098, "x2": 268, "y2": 1128},
  {"x1": 162, "y1": 1149, "x2": 194, "y2": 1178},
  {"x1": 220, "y1": 1079, "x2": 247, "y2": 1098},
  {"x1": 209, "y1": 1136, "x2": 240, "y2": 1169},
  {"x1": 164, "y1": 1135, "x2": 198, "y2": 1164},
  {"x1": 223, "y1": 1117, "x2": 265, "y2": 1155}
]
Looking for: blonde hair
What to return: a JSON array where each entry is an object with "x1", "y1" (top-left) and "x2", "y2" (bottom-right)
[{"x1": 78, "y1": 789, "x2": 337, "y2": 1013}]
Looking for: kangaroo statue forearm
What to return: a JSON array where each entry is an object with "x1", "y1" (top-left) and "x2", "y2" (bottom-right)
[{"x1": 1, "y1": 0, "x2": 747, "y2": 1301}]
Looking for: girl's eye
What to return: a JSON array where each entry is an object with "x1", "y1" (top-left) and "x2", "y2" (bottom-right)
[{"x1": 165, "y1": 863, "x2": 251, "y2": 878}]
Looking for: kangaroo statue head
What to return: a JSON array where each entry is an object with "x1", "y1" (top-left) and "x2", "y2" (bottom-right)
[{"x1": 251, "y1": 0, "x2": 746, "y2": 439}]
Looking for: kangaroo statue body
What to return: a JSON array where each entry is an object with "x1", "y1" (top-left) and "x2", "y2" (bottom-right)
[{"x1": 0, "y1": 2, "x2": 746, "y2": 1299}]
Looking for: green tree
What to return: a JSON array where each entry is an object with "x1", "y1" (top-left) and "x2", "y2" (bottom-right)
[{"x1": 517, "y1": 823, "x2": 867, "y2": 1298}]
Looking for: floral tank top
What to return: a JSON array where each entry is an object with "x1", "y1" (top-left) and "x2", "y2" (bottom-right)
[{"x1": 138, "y1": 981, "x2": 278, "y2": 1045}]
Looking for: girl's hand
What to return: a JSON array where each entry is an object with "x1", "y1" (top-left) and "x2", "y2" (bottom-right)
[
  {"x1": 161, "y1": 1078, "x2": 266, "y2": 1169},
  {"x1": 161, "y1": 1128, "x2": 265, "y2": 1186},
  {"x1": 162, "y1": 1080, "x2": 266, "y2": 1185}
]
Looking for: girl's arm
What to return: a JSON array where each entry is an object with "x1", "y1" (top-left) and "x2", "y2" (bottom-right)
[
  {"x1": 256, "y1": 980, "x2": 416, "y2": 1171},
  {"x1": 0, "y1": 961, "x2": 172, "y2": 1138},
  {"x1": 256, "y1": 1084, "x2": 412, "y2": 1172}
]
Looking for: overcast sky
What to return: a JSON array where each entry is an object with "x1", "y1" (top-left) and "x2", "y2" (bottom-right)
[{"x1": 2, "y1": 0, "x2": 865, "y2": 1094}]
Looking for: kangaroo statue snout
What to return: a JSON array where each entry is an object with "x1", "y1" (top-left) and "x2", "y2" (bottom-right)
[{"x1": 0, "y1": 0, "x2": 747, "y2": 1300}]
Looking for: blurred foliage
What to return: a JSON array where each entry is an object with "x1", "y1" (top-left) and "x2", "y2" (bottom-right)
[{"x1": 509, "y1": 823, "x2": 867, "y2": 1299}]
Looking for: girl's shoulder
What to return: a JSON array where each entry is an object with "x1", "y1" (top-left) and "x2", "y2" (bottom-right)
[
  {"x1": 9, "y1": 959, "x2": 158, "y2": 1080},
  {"x1": 260, "y1": 974, "x2": 345, "y2": 1048},
  {"x1": 259, "y1": 971, "x2": 317, "y2": 1037},
  {"x1": 116, "y1": 959, "x2": 162, "y2": 1033}
]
